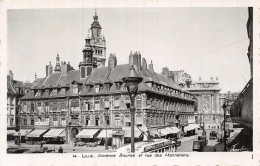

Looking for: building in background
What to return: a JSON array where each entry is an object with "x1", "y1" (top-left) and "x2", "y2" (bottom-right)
[
  {"x1": 17, "y1": 12, "x2": 196, "y2": 147},
  {"x1": 7, "y1": 70, "x2": 32, "y2": 140},
  {"x1": 170, "y1": 72, "x2": 222, "y2": 130}
]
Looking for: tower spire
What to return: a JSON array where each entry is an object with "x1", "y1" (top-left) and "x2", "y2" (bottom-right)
[{"x1": 54, "y1": 53, "x2": 61, "y2": 72}]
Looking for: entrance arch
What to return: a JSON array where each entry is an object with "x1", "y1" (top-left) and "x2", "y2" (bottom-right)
[{"x1": 71, "y1": 128, "x2": 79, "y2": 143}]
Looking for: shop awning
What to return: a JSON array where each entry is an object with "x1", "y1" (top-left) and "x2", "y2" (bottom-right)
[
  {"x1": 168, "y1": 127, "x2": 181, "y2": 134},
  {"x1": 97, "y1": 130, "x2": 113, "y2": 138},
  {"x1": 43, "y1": 129, "x2": 65, "y2": 138},
  {"x1": 76, "y1": 129, "x2": 99, "y2": 138},
  {"x1": 160, "y1": 127, "x2": 175, "y2": 136},
  {"x1": 149, "y1": 129, "x2": 160, "y2": 137},
  {"x1": 13, "y1": 129, "x2": 33, "y2": 136},
  {"x1": 184, "y1": 123, "x2": 199, "y2": 132},
  {"x1": 7, "y1": 130, "x2": 16, "y2": 135},
  {"x1": 27, "y1": 129, "x2": 49, "y2": 137},
  {"x1": 123, "y1": 127, "x2": 147, "y2": 138}
]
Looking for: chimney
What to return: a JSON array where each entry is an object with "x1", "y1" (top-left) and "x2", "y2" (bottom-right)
[
  {"x1": 108, "y1": 53, "x2": 117, "y2": 70},
  {"x1": 129, "y1": 51, "x2": 134, "y2": 66},
  {"x1": 61, "y1": 61, "x2": 68, "y2": 75},
  {"x1": 46, "y1": 65, "x2": 49, "y2": 77},
  {"x1": 161, "y1": 67, "x2": 169, "y2": 79},
  {"x1": 137, "y1": 51, "x2": 141, "y2": 70},
  {"x1": 133, "y1": 52, "x2": 138, "y2": 69},
  {"x1": 142, "y1": 58, "x2": 147, "y2": 70},
  {"x1": 48, "y1": 62, "x2": 53, "y2": 76},
  {"x1": 8, "y1": 70, "x2": 13, "y2": 83},
  {"x1": 148, "y1": 60, "x2": 154, "y2": 72}
]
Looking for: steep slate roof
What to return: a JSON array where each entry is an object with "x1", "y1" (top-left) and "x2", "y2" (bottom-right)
[
  {"x1": 43, "y1": 73, "x2": 62, "y2": 86},
  {"x1": 21, "y1": 62, "x2": 189, "y2": 100}
]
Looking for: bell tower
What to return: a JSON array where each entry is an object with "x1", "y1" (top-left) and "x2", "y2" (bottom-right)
[
  {"x1": 88, "y1": 9, "x2": 106, "y2": 67},
  {"x1": 79, "y1": 36, "x2": 95, "y2": 79}
]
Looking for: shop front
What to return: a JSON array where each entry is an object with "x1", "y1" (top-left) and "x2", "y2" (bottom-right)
[
  {"x1": 43, "y1": 128, "x2": 66, "y2": 144},
  {"x1": 184, "y1": 123, "x2": 199, "y2": 136},
  {"x1": 112, "y1": 130, "x2": 125, "y2": 148},
  {"x1": 13, "y1": 129, "x2": 33, "y2": 144},
  {"x1": 122, "y1": 127, "x2": 148, "y2": 144},
  {"x1": 97, "y1": 129, "x2": 113, "y2": 146},
  {"x1": 76, "y1": 129, "x2": 100, "y2": 143},
  {"x1": 26, "y1": 128, "x2": 49, "y2": 144}
]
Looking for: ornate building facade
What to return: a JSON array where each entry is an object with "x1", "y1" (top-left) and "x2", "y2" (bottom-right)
[
  {"x1": 18, "y1": 12, "x2": 196, "y2": 146},
  {"x1": 7, "y1": 70, "x2": 32, "y2": 138},
  {"x1": 183, "y1": 77, "x2": 222, "y2": 129}
]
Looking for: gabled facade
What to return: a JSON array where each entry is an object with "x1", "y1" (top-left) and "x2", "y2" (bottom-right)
[{"x1": 7, "y1": 70, "x2": 32, "y2": 132}]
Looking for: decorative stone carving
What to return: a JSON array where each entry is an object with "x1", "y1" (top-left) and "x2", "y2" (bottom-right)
[{"x1": 202, "y1": 95, "x2": 211, "y2": 113}]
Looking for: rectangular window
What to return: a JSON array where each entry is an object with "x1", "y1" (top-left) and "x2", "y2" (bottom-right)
[
  {"x1": 125, "y1": 122, "x2": 131, "y2": 127},
  {"x1": 10, "y1": 119, "x2": 14, "y2": 126},
  {"x1": 115, "y1": 119, "x2": 120, "y2": 126},
  {"x1": 114, "y1": 100, "x2": 120, "y2": 108},
  {"x1": 53, "y1": 118, "x2": 58, "y2": 126},
  {"x1": 95, "y1": 118, "x2": 99, "y2": 126},
  {"x1": 45, "y1": 117, "x2": 49, "y2": 123},
  {"x1": 10, "y1": 108, "x2": 15, "y2": 115},
  {"x1": 61, "y1": 118, "x2": 66, "y2": 126},
  {"x1": 31, "y1": 119, "x2": 34, "y2": 125},
  {"x1": 85, "y1": 102, "x2": 90, "y2": 110},
  {"x1": 104, "y1": 101, "x2": 110, "y2": 108},
  {"x1": 136, "y1": 99, "x2": 142, "y2": 109},
  {"x1": 85, "y1": 117, "x2": 90, "y2": 126},
  {"x1": 24, "y1": 119, "x2": 27, "y2": 125},
  {"x1": 94, "y1": 101, "x2": 100, "y2": 111}
]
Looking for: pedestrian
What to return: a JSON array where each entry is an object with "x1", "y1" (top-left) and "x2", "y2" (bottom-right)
[
  {"x1": 40, "y1": 142, "x2": 43, "y2": 148},
  {"x1": 214, "y1": 147, "x2": 216, "y2": 152},
  {"x1": 73, "y1": 149, "x2": 76, "y2": 153}
]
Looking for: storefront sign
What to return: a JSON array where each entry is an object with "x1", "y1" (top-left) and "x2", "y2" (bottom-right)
[{"x1": 35, "y1": 122, "x2": 49, "y2": 126}]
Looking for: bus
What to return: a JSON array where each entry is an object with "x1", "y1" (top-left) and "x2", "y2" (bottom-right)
[{"x1": 116, "y1": 139, "x2": 176, "y2": 153}]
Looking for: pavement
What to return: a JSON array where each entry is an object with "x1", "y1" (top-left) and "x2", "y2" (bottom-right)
[{"x1": 7, "y1": 141, "x2": 114, "y2": 153}]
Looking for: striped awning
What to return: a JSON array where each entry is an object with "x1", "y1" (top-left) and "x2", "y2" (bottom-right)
[
  {"x1": 27, "y1": 129, "x2": 49, "y2": 137},
  {"x1": 13, "y1": 129, "x2": 33, "y2": 136},
  {"x1": 97, "y1": 130, "x2": 113, "y2": 138},
  {"x1": 7, "y1": 130, "x2": 16, "y2": 135},
  {"x1": 184, "y1": 124, "x2": 199, "y2": 132},
  {"x1": 123, "y1": 127, "x2": 147, "y2": 138},
  {"x1": 43, "y1": 129, "x2": 65, "y2": 138},
  {"x1": 76, "y1": 129, "x2": 99, "y2": 138}
]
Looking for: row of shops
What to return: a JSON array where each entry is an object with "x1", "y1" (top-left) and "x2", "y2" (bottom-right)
[{"x1": 7, "y1": 123, "x2": 199, "y2": 148}]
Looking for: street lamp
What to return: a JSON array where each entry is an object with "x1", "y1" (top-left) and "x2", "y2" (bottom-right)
[
  {"x1": 222, "y1": 102, "x2": 227, "y2": 151},
  {"x1": 122, "y1": 65, "x2": 143, "y2": 153}
]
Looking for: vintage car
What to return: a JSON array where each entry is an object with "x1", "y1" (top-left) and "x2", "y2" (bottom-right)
[
  {"x1": 7, "y1": 147, "x2": 30, "y2": 154},
  {"x1": 209, "y1": 131, "x2": 218, "y2": 140},
  {"x1": 198, "y1": 136, "x2": 208, "y2": 146},
  {"x1": 192, "y1": 141, "x2": 203, "y2": 151}
]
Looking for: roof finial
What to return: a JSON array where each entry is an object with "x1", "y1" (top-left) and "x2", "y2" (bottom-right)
[{"x1": 95, "y1": 8, "x2": 97, "y2": 16}]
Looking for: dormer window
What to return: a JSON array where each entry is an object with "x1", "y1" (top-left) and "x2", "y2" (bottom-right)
[
  {"x1": 35, "y1": 89, "x2": 43, "y2": 97},
  {"x1": 95, "y1": 85, "x2": 100, "y2": 93},
  {"x1": 72, "y1": 84, "x2": 78, "y2": 94}
]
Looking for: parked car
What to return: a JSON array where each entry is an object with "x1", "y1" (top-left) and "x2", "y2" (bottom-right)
[
  {"x1": 192, "y1": 141, "x2": 203, "y2": 151},
  {"x1": 7, "y1": 147, "x2": 30, "y2": 154},
  {"x1": 198, "y1": 136, "x2": 208, "y2": 146},
  {"x1": 209, "y1": 131, "x2": 218, "y2": 140}
]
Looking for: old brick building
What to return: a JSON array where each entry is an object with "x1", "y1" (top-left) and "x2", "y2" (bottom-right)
[{"x1": 17, "y1": 12, "x2": 196, "y2": 147}]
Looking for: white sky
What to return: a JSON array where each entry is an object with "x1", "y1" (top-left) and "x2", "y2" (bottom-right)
[{"x1": 7, "y1": 8, "x2": 250, "y2": 93}]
